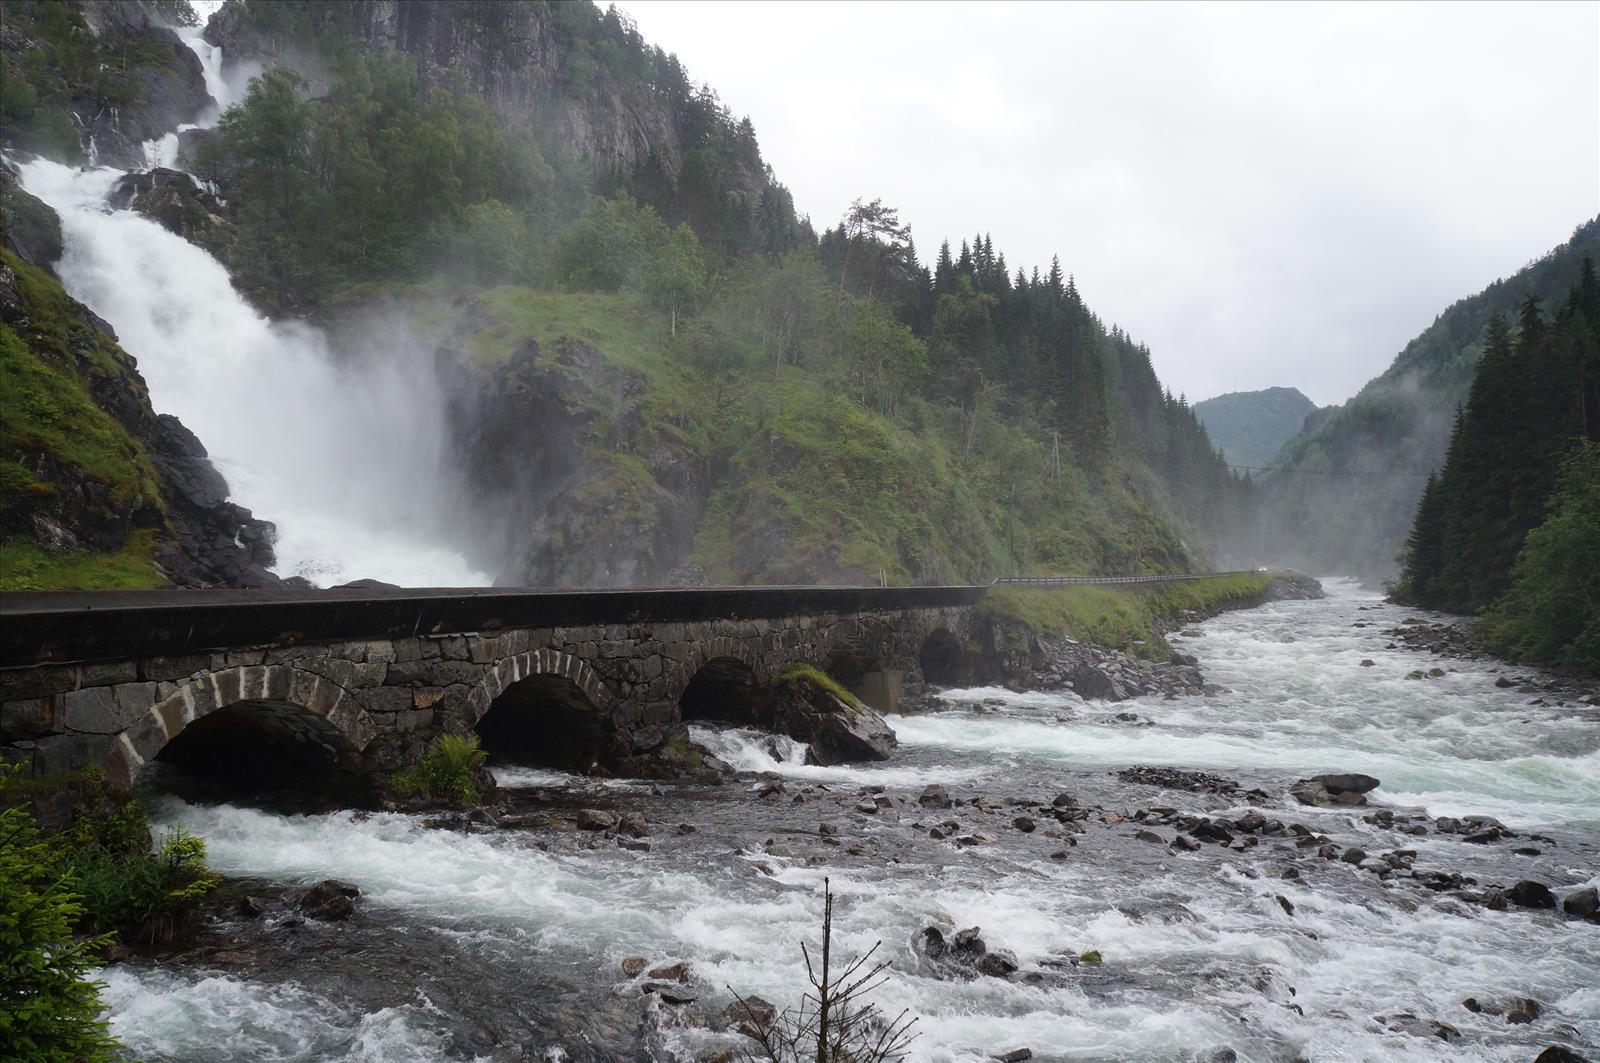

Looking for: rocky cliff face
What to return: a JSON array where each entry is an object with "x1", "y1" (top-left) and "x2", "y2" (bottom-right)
[
  {"x1": 205, "y1": 0, "x2": 696, "y2": 181},
  {"x1": 440, "y1": 333, "x2": 709, "y2": 588}
]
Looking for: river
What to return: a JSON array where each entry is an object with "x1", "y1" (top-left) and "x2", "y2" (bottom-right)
[{"x1": 98, "y1": 580, "x2": 1599, "y2": 1062}]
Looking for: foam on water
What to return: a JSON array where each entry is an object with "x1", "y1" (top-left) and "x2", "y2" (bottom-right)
[
  {"x1": 101, "y1": 967, "x2": 460, "y2": 1062},
  {"x1": 688, "y1": 724, "x2": 992, "y2": 787},
  {"x1": 911, "y1": 580, "x2": 1600, "y2": 830}
]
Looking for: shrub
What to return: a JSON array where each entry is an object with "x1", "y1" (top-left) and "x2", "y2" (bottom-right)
[
  {"x1": 0, "y1": 767, "x2": 117, "y2": 1063},
  {"x1": 391, "y1": 734, "x2": 488, "y2": 807}
]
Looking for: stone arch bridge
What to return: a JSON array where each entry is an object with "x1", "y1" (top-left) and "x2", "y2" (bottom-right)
[{"x1": 0, "y1": 586, "x2": 988, "y2": 792}]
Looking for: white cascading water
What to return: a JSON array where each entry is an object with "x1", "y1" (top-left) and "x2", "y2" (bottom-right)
[{"x1": 14, "y1": 8, "x2": 490, "y2": 587}]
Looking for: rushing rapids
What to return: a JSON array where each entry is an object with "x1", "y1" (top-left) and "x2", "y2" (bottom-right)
[{"x1": 100, "y1": 580, "x2": 1599, "y2": 1061}]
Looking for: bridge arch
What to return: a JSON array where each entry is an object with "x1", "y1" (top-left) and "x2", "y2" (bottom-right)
[
  {"x1": 918, "y1": 628, "x2": 965, "y2": 686},
  {"x1": 467, "y1": 649, "x2": 614, "y2": 771},
  {"x1": 104, "y1": 664, "x2": 375, "y2": 793},
  {"x1": 679, "y1": 655, "x2": 761, "y2": 725}
]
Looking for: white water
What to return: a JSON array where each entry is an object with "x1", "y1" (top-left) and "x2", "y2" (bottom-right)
[
  {"x1": 900, "y1": 580, "x2": 1600, "y2": 831},
  {"x1": 13, "y1": 16, "x2": 490, "y2": 587},
  {"x1": 114, "y1": 582, "x2": 1599, "y2": 1062}
]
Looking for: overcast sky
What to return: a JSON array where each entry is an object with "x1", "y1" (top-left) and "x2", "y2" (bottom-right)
[{"x1": 619, "y1": 1, "x2": 1599, "y2": 406}]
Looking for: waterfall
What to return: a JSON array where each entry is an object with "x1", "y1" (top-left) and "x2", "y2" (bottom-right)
[{"x1": 14, "y1": 12, "x2": 491, "y2": 589}]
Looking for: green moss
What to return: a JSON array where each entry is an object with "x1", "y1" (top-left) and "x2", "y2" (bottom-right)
[
  {"x1": 0, "y1": 532, "x2": 166, "y2": 590},
  {"x1": 1, "y1": 252, "x2": 165, "y2": 514},
  {"x1": 771, "y1": 664, "x2": 862, "y2": 711}
]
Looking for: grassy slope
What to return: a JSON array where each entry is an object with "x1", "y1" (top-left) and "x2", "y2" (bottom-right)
[
  {"x1": 977, "y1": 572, "x2": 1279, "y2": 659},
  {"x1": 347, "y1": 281, "x2": 1197, "y2": 584},
  {"x1": 0, "y1": 251, "x2": 168, "y2": 590}
]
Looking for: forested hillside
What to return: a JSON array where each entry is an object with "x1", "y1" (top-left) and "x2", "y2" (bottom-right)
[
  {"x1": 1, "y1": 0, "x2": 1245, "y2": 587},
  {"x1": 1193, "y1": 387, "x2": 1319, "y2": 469},
  {"x1": 1257, "y1": 218, "x2": 1600, "y2": 583},
  {"x1": 1393, "y1": 260, "x2": 1600, "y2": 668}
]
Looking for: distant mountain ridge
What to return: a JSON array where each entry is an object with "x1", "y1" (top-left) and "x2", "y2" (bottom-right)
[
  {"x1": 1193, "y1": 387, "x2": 1319, "y2": 469},
  {"x1": 1258, "y1": 216, "x2": 1600, "y2": 582}
]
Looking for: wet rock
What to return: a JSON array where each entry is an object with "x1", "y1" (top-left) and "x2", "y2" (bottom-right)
[
  {"x1": 1191, "y1": 820, "x2": 1234, "y2": 844},
  {"x1": 1291, "y1": 772, "x2": 1380, "y2": 807},
  {"x1": 1340, "y1": 847, "x2": 1367, "y2": 865},
  {"x1": 235, "y1": 896, "x2": 265, "y2": 918},
  {"x1": 1051, "y1": 792, "x2": 1080, "y2": 808},
  {"x1": 1012, "y1": 816, "x2": 1036, "y2": 833},
  {"x1": 855, "y1": 801, "x2": 878, "y2": 814},
  {"x1": 978, "y1": 949, "x2": 1019, "y2": 978},
  {"x1": 642, "y1": 981, "x2": 697, "y2": 1005},
  {"x1": 1116, "y1": 766, "x2": 1239, "y2": 794},
  {"x1": 917, "y1": 926, "x2": 948, "y2": 960},
  {"x1": 1360, "y1": 659, "x2": 1375, "y2": 667},
  {"x1": 1135, "y1": 829, "x2": 1167, "y2": 845},
  {"x1": 956, "y1": 831, "x2": 997, "y2": 846},
  {"x1": 1534, "y1": 1048, "x2": 1590, "y2": 1063},
  {"x1": 576, "y1": 809, "x2": 619, "y2": 831},
  {"x1": 992, "y1": 1049, "x2": 1032, "y2": 1062},
  {"x1": 919, "y1": 784, "x2": 953, "y2": 808},
  {"x1": 762, "y1": 677, "x2": 896, "y2": 764},
  {"x1": 1172, "y1": 834, "x2": 1200, "y2": 851},
  {"x1": 617, "y1": 837, "x2": 651, "y2": 852},
  {"x1": 617, "y1": 811, "x2": 650, "y2": 837},
  {"x1": 723, "y1": 995, "x2": 776, "y2": 1036},
  {"x1": 297, "y1": 879, "x2": 360, "y2": 921},
  {"x1": 953, "y1": 926, "x2": 987, "y2": 958},
  {"x1": 1116, "y1": 900, "x2": 1199, "y2": 924},
  {"x1": 1479, "y1": 887, "x2": 1509, "y2": 911},
  {"x1": 1507, "y1": 881, "x2": 1557, "y2": 909},
  {"x1": 1560, "y1": 886, "x2": 1598, "y2": 921},
  {"x1": 621, "y1": 956, "x2": 649, "y2": 977},
  {"x1": 647, "y1": 961, "x2": 691, "y2": 982},
  {"x1": 1378, "y1": 1013, "x2": 1460, "y2": 1041},
  {"x1": 1275, "y1": 895, "x2": 1295, "y2": 916},
  {"x1": 1505, "y1": 997, "x2": 1544, "y2": 1025}
]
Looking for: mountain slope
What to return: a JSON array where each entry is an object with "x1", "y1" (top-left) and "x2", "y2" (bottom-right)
[
  {"x1": 2, "y1": 0, "x2": 1242, "y2": 588},
  {"x1": 1194, "y1": 387, "x2": 1319, "y2": 469},
  {"x1": 1258, "y1": 217, "x2": 1600, "y2": 582}
]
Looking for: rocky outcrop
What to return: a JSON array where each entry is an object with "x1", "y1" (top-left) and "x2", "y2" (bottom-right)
[
  {"x1": 146, "y1": 414, "x2": 282, "y2": 587},
  {"x1": 108, "y1": 168, "x2": 235, "y2": 258},
  {"x1": 760, "y1": 672, "x2": 896, "y2": 764},
  {"x1": 70, "y1": 3, "x2": 214, "y2": 168},
  {"x1": 204, "y1": 0, "x2": 715, "y2": 185},
  {"x1": 434, "y1": 327, "x2": 709, "y2": 587}
]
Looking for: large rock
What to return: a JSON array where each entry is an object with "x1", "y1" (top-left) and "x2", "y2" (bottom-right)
[
  {"x1": 759, "y1": 673, "x2": 895, "y2": 764},
  {"x1": 1291, "y1": 772, "x2": 1380, "y2": 807},
  {"x1": 108, "y1": 168, "x2": 234, "y2": 255}
]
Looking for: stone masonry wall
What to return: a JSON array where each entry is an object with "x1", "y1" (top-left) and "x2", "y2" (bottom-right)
[{"x1": 0, "y1": 606, "x2": 975, "y2": 791}]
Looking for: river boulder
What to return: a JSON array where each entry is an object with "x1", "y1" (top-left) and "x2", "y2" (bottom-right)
[
  {"x1": 1291, "y1": 773, "x2": 1380, "y2": 806},
  {"x1": 758, "y1": 669, "x2": 895, "y2": 764}
]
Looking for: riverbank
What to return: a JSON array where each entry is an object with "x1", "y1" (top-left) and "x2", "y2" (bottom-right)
[{"x1": 960, "y1": 571, "x2": 1323, "y2": 703}]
